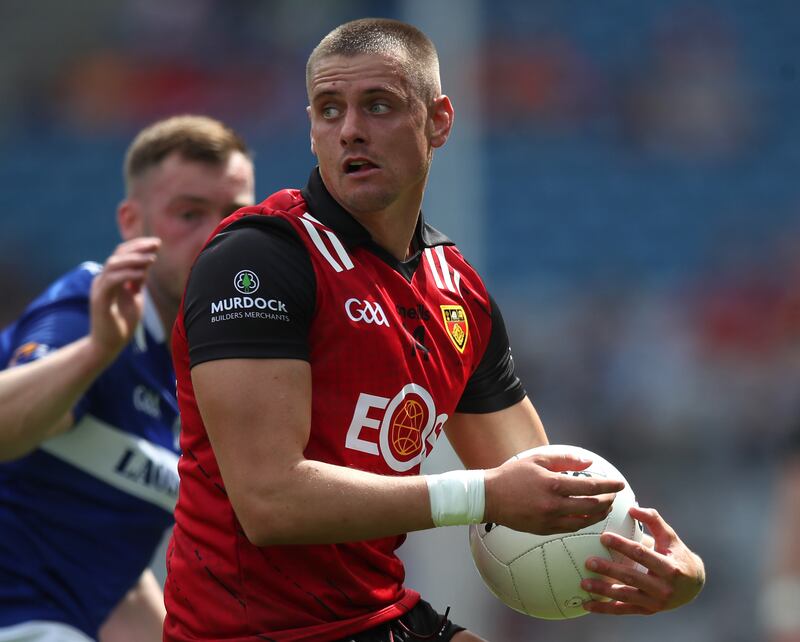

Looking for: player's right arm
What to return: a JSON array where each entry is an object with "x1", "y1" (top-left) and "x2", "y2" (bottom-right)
[
  {"x1": 0, "y1": 238, "x2": 160, "y2": 461},
  {"x1": 185, "y1": 219, "x2": 623, "y2": 545},
  {"x1": 192, "y1": 357, "x2": 622, "y2": 545}
]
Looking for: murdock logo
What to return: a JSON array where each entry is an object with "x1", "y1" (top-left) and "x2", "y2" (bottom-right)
[
  {"x1": 210, "y1": 269, "x2": 289, "y2": 323},
  {"x1": 234, "y1": 269, "x2": 259, "y2": 294},
  {"x1": 211, "y1": 297, "x2": 286, "y2": 314}
]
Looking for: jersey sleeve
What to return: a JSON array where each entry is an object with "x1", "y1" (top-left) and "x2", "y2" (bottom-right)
[
  {"x1": 2, "y1": 268, "x2": 95, "y2": 420},
  {"x1": 184, "y1": 215, "x2": 316, "y2": 368},
  {"x1": 456, "y1": 294, "x2": 526, "y2": 414},
  {"x1": 4, "y1": 302, "x2": 90, "y2": 368}
]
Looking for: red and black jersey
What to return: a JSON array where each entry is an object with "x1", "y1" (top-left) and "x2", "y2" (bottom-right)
[{"x1": 165, "y1": 169, "x2": 525, "y2": 641}]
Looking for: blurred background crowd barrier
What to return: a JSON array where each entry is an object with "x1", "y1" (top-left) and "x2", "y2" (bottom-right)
[{"x1": 1, "y1": 1, "x2": 797, "y2": 640}]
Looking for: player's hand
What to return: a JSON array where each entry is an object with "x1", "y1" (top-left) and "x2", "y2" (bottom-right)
[
  {"x1": 580, "y1": 505, "x2": 705, "y2": 614},
  {"x1": 88, "y1": 237, "x2": 161, "y2": 362},
  {"x1": 484, "y1": 451, "x2": 625, "y2": 536}
]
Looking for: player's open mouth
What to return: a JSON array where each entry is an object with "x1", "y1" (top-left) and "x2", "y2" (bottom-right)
[{"x1": 344, "y1": 159, "x2": 378, "y2": 174}]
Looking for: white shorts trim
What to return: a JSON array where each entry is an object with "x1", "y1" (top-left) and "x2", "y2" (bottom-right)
[{"x1": 0, "y1": 621, "x2": 93, "y2": 642}]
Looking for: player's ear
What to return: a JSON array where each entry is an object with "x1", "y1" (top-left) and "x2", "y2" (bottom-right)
[
  {"x1": 307, "y1": 106, "x2": 317, "y2": 156},
  {"x1": 428, "y1": 95, "x2": 454, "y2": 149},
  {"x1": 117, "y1": 199, "x2": 144, "y2": 240}
]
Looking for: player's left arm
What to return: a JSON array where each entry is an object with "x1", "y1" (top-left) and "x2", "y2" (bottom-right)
[
  {"x1": 448, "y1": 293, "x2": 705, "y2": 614},
  {"x1": 579, "y1": 504, "x2": 706, "y2": 614},
  {"x1": 445, "y1": 396, "x2": 547, "y2": 468},
  {"x1": 444, "y1": 293, "x2": 547, "y2": 468},
  {"x1": 97, "y1": 568, "x2": 165, "y2": 642}
]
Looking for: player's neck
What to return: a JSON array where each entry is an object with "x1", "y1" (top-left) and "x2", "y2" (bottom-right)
[{"x1": 350, "y1": 195, "x2": 422, "y2": 261}]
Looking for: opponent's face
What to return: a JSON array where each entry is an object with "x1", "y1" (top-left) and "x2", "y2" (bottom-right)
[
  {"x1": 308, "y1": 53, "x2": 452, "y2": 219},
  {"x1": 120, "y1": 150, "x2": 255, "y2": 315}
]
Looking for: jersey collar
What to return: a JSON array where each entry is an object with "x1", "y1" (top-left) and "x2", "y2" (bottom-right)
[
  {"x1": 133, "y1": 288, "x2": 166, "y2": 352},
  {"x1": 300, "y1": 167, "x2": 454, "y2": 251}
]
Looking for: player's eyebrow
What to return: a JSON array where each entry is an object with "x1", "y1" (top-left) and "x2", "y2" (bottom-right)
[
  {"x1": 312, "y1": 85, "x2": 404, "y2": 102},
  {"x1": 168, "y1": 194, "x2": 212, "y2": 205}
]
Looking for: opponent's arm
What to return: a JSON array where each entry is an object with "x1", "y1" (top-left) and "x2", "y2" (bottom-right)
[
  {"x1": 98, "y1": 568, "x2": 165, "y2": 642},
  {"x1": 0, "y1": 238, "x2": 160, "y2": 461},
  {"x1": 192, "y1": 359, "x2": 624, "y2": 546}
]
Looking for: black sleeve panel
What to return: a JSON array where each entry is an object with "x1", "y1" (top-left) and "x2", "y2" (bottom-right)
[
  {"x1": 184, "y1": 215, "x2": 315, "y2": 368},
  {"x1": 456, "y1": 294, "x2": 526, "y2": 414}
]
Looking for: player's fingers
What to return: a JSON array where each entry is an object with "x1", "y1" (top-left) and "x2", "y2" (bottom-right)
[
  {"x1": 529, "y1": 453, "x2": 592, "y2": 473},
  {"x1": 630, "y1": 506, "x2": 678, "y2": 547},
  {"x1": 550, "y1": 474, "x2": 625, "y2": 497},
  {"x1": 93, "y1": 269, "x2": 150, "y2": 300},
  {"x1": 583, "y1": 555, "x2": 665, "y2": 595},
  {"x1": 558, "y1": 493, "x2": 617, "y2": 517},
  {"x1": 580, "y1": 579, "x2": 662, "y2": 612},
  {"x1": 103, "y1": 252, "x2": 159, "y2": 274},
  {"x1": 113, "y1": 236, "x2": 162, "y2": 255},
  {"x1": 596, "y1": 532, "x2": 676, "y2": 579},
  {"x1": 103, "y1": 247, "x2": 158, "y2": 272},
  {"x1": 582, "y1": 597, "x2": 655, "y2": 616}
]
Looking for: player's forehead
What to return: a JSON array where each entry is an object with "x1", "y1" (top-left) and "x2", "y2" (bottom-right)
[
  {"x1": 308, "y1": 52, "x2": 413, "y2": 101},
  {"x1": 138, "y1": 151, "x2": 254, "y2": 203}
]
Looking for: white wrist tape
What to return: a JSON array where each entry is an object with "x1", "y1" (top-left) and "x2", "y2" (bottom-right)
[{"x1": 425, "y1": 469, "x2": 486, "y2": 527}]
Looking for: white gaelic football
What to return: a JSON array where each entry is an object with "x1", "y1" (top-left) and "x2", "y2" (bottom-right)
[{"x1": 469, "y1": 444, "x2": 643, "y2": 620}]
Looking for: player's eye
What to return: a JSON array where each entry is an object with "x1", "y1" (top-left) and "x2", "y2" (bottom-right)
[
  {"x1": 180, "y1": 210, "x2": 203, "y2": 221},
  {"x1": 321, "y1": 105, "x2": 340, "y2": 119},
  {"x1": 369, "y1": 102, "x2": 390, "y2": 114}
]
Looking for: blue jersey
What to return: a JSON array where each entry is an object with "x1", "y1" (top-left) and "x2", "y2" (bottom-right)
[{"x1": 0, "y1": 262, "x2": 180, "y2": 638}]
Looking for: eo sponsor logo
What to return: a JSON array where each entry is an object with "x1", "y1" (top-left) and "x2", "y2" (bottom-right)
[
  {"x1": 345, "y1": 298, "x2": 389, "y2": 327},
  {"x1": 345, "y1": 383, "x2": 447, "y2": 472},
  {"x1": 234, "y1": 269, "x2": 259, "y2": 294}
]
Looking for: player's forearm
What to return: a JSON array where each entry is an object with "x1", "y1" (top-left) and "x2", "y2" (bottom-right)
[
  {"x1": 98, "y1": 568, "x2": 165, "y2": 642},
  {"x1": 0, "y1": 336, "x2": 115, "y2": 461},
  {"x1": 231, "y1": 458, "x2": 436, "y2": 546}
]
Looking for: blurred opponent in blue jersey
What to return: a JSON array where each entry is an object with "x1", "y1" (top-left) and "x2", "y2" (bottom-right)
[{"x1": 0, "y1": 115, "x2": 255, "y2": 642}]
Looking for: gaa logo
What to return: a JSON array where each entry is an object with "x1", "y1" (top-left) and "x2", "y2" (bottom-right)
[
  {"x1": 345, "y1": 298, "x2": 389, "y2": 327},
  {"x1": 234, "y1": 270, "x2": 259, "y2": 295},
  {"x1": 345, "y1": 383, "x2": 448, "y2": 472}
]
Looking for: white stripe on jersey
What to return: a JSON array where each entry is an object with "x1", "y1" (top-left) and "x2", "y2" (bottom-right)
[
  {"x1": 424, "y1": 248, "x2": 445, "y2": 289},
  {"x1": 300, "y1": 213, "x2": 354, "y2": 272},
  {"x1": 302, "y1": 213, "x2": 354, "y2": 270},
  {"x1": 40, "y1": 414, "x2": 179, "y2": 512},
  {"x1": 424, "y1": 247, "x2": 462, "y2": 295},
  {"x1": 435, "y1": 246, "x2": 455, "y2": 292}
]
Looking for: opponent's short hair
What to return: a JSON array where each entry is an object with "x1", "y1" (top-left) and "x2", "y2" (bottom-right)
[
  {"x1": 123, "y1": 115, "x2": 250, "y2": 194},
  {"x1": 306, "y1": 18, "x2": 441, "y2": 105}
]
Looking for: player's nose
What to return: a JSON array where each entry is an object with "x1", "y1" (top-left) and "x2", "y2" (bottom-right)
[{"x1": 340, "y1": 108, "x2": 368, "y2": 147}]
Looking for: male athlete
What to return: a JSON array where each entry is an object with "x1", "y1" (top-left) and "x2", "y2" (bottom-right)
[
  {"x1": 165, "y1": 19, "x2": 705, "y2": 642},
  {"x1": 0, "y1": 115, "x2": 255, "y2": 641}
]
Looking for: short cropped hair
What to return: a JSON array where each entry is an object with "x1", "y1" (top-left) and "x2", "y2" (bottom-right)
[
  {"x1": 306, "y1": 18, "x2": 441, "y2": 105},
  {"x1": 123, "y1": 115, "x2": 250, "y2": 194}
]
